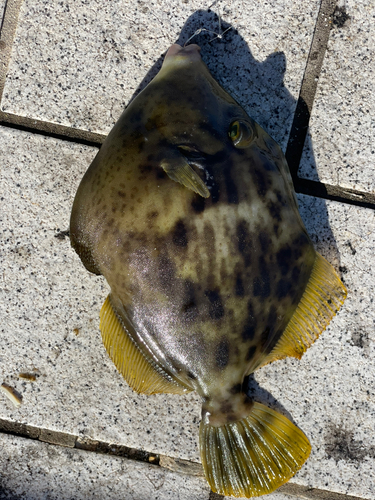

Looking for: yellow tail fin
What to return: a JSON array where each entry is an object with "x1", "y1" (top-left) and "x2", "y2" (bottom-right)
[
  {"x1": 199, "y1": 402, "x2": 311, "y2": 498},
  {"x1": 100, "y1": 295, "x2": 190, "y2": 395}
]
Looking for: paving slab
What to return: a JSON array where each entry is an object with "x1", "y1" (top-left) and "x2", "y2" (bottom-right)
[
  {"x1": 0, "y1": 0, "x2": 6, "y2": 24},
  {"x1": 1, "y1": 0, "x2": 319, "y2": 149},
  {"x1": 1, "y1": 120, "x2": 375, "y2": 500},
  {"x1": 0, "y1": 432, "x2": 210, "y2": 500},
  {"x1": 298, "y1": 0, "x2": 375, "y2": 193}
]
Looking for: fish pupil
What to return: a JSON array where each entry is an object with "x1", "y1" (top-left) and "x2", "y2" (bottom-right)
[{"x1": 229, "y1": 121, "x2": 240, "y2": 140}]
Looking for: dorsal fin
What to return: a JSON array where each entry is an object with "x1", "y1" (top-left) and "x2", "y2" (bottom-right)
[
  {"x1": 100, "y1": 296, "x2": 191, "y2": 395},
  {"x1": 260, "y1": 252, "x2": 347, "y2": 366}
]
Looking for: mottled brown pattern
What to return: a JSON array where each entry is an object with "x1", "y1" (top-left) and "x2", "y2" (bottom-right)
[{"x1": 70, "y1": 43, "x2": 316, "y2": 423}]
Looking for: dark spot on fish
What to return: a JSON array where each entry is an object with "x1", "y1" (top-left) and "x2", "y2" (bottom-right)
[
  {"x1": 276, "y1": 190, "x2": 287, "y2": 207},
  {"x1": 252, "y1": 167, "x2": 268, "y2": 197},
  {"x1": 220, "y1": 401, "x2": 233, "y2": 415},
  {"x1": 220, "y1": 259, "x2": 228, "y2": 282},
  {"x1": 235, "y1": 274, "x2": 244, "y2": 297},
  {"x1": 246, "y1": 345, "x2": 257, "y2": 362},
  {"x1": 241, "y1": 303, "x2": 257, "y2": 342},
  {"x1": 253, "y1": 277, "x2": 262, "y2": 297},
  {"x1": 276, "y1": 246, "x2": 292, "y2": 276},
  {"x1": 237, "y1": 220, "x2": 252, "y2": 266},
  {"x1": 253, "y1": 258, "x2": 270, "y2": 298},
  {"x1": 139, "y1": 164, "x2": 153, "y2": 174},
  {"x1": 128, "y1": 128, "x2": 144, "y2": 144},
  {"x1": 277, "y1": 278, "x2": 292, "y2": 299},
  {"x1": 118, "y1": 191, "x2": 126, "y2": 198},
  {"x1": 261, "y1": 156, "x2": 275, "y2": 172},
  {"x1": 157, "y1": 255, "x2": 176, "y2": 291},
  {"x1": 268, "y1": 306, "x2": 277, "y2": 326},
  {"x1": 292, "y1": 265, "x2": 300, "y2": 282},
  {"x1": 181, "y1": 280, "x2": 199, "y2": 322},
  {"x1": 148, "y1": 211, "x2": 159, "y2": 220},
  {"x1": 293, "y1": 232, "x2": 310, "y2": 259},
  {"x1": 230, "y1": 383, "x2": 242, "y2": 394},
  {"x1": 145, "y1": 114, "x2": 164, "y2": 131},
  {"x1": 122, "y1": 240, "x2": 131, "y2": 254},
  {"x1": 261, "y1": 327, "x2": 271, "y2": 347},
  {"x1": 205, "y1": 289, "x2": 224, "y2": 320},
  {"x1": 226, "y1": 412, "x2": 240, "y2": 423},
  {"x1": 172, "y1": 219, "x2": 188, "y2": 247},
  {"x1": 129, "y1": 109, "x2": 143, "y2": 124},
  {"x1": 268, "y1": 200, "x2": 282, "y2": 222},
  {"x1": 182, "y1": 301, "x2": 199, "y2": 322},
  {"x1": 215, "y1": 338, "x2": 229, "y2": 369},
  {"x1": 156, "y1": 169, "x2": 167, "y2": 180},
  {"x1": 223, "y1": 165, "x2": 239, "y2": 204},
  {"x1": 191, "y1": 195, "x2": 205, "y2": 213},
  {"x1": 259, "y1": 231, "x2": 271, "y2": 253}
]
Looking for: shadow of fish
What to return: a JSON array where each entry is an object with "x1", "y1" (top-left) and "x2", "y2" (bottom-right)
[{"x1": 70, "y1": 44, "x2": 347, "y2": 498}]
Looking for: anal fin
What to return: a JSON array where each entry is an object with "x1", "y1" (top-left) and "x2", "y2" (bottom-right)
[
  {"x1": 262, "y1": 252, "x2": 347, "y2": 366},
  {"x1": 100, "y1": 296, "x2": 190, "y2": 395},
  {"x1": 200, "y1": 401, "x2": 311, "y2": 497}
]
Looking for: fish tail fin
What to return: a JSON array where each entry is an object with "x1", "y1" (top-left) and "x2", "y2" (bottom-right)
[
  {"x1": 199, "y1": 401, "x2": 311, "y2": 498},
  {"x1": 261, "y1": 252, "x2": 347, "y2": 366}
]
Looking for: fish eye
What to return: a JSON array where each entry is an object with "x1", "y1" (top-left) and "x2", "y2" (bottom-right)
[{"x1": 228, "y1": 119, "x2": 256, "y2": 149}]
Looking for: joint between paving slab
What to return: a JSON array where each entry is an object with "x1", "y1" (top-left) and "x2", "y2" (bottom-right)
[
  {"x1": 296, "y1": 178, "x2": 375, "y2": 210},
  {"x1": 0, "y1": 420, "x2": 369, "y2": 500},
  {"x1": 285, "y1": 0, "x2": 337, "y2": 178},
  {"x1": 0, "y1": 112, "x2": 105, "y2": 147}
]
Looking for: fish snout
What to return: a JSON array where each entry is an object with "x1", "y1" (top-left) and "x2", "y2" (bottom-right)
[{"x1": 164, "y1": 43, "x2": 202, "y2": 63}]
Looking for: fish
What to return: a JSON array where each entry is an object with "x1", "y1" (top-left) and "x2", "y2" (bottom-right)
[{"x1": 70, "y1": 43, "x2": 347, "y2": 497}]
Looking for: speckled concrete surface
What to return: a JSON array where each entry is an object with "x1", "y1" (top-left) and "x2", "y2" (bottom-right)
[
  {"x1": 1, "y1": 0, "x2": 319, "y2": 149},
  {"x1": 0, "y1": 433, "x2": 210, "y2": 500},
  {"x1": 1, "y1": 122, "x2": 374, "y2": 498},
  {"x1": 298, "y1": 0, "x2": 375, "y2": 193},
  {"x1": 1, "y1": 1, "x2": 374, "y2": 499}
]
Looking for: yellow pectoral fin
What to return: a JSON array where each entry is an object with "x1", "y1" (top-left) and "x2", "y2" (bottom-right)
[
  {"x1": 99, "y1": 296, "x2": 190, "y2": 396},
  {"x1": 161, "y1": 157, "x2": 210, "y2": 198},
  {"x1": 261, "y1": 252, "x2": 347, "y2": 366},
  {"x1": 199, "y1": 402, "x2": 311, "y2": 498}
]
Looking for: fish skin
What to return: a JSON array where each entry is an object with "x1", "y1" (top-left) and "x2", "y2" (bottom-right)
[{"x1": 70, "y1": 43, "x2": 317, "y2": 423}]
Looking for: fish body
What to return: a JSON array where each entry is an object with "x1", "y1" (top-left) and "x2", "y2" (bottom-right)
[{"x1": 70, "y1": 44, "x2": 347, "y2": 497}]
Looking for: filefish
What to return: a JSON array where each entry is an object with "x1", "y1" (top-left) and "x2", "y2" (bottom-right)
[{"x1": 70, "y1": 44, "x2": 347, "y2": 497}]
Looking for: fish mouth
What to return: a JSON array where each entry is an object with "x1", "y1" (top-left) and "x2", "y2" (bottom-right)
[
  {"x1": 165, "y1": 43, "x2": 202, "y2": 62},
  {"x1": 177, "y1": 144, "x2": 208, "y2": 171}
]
